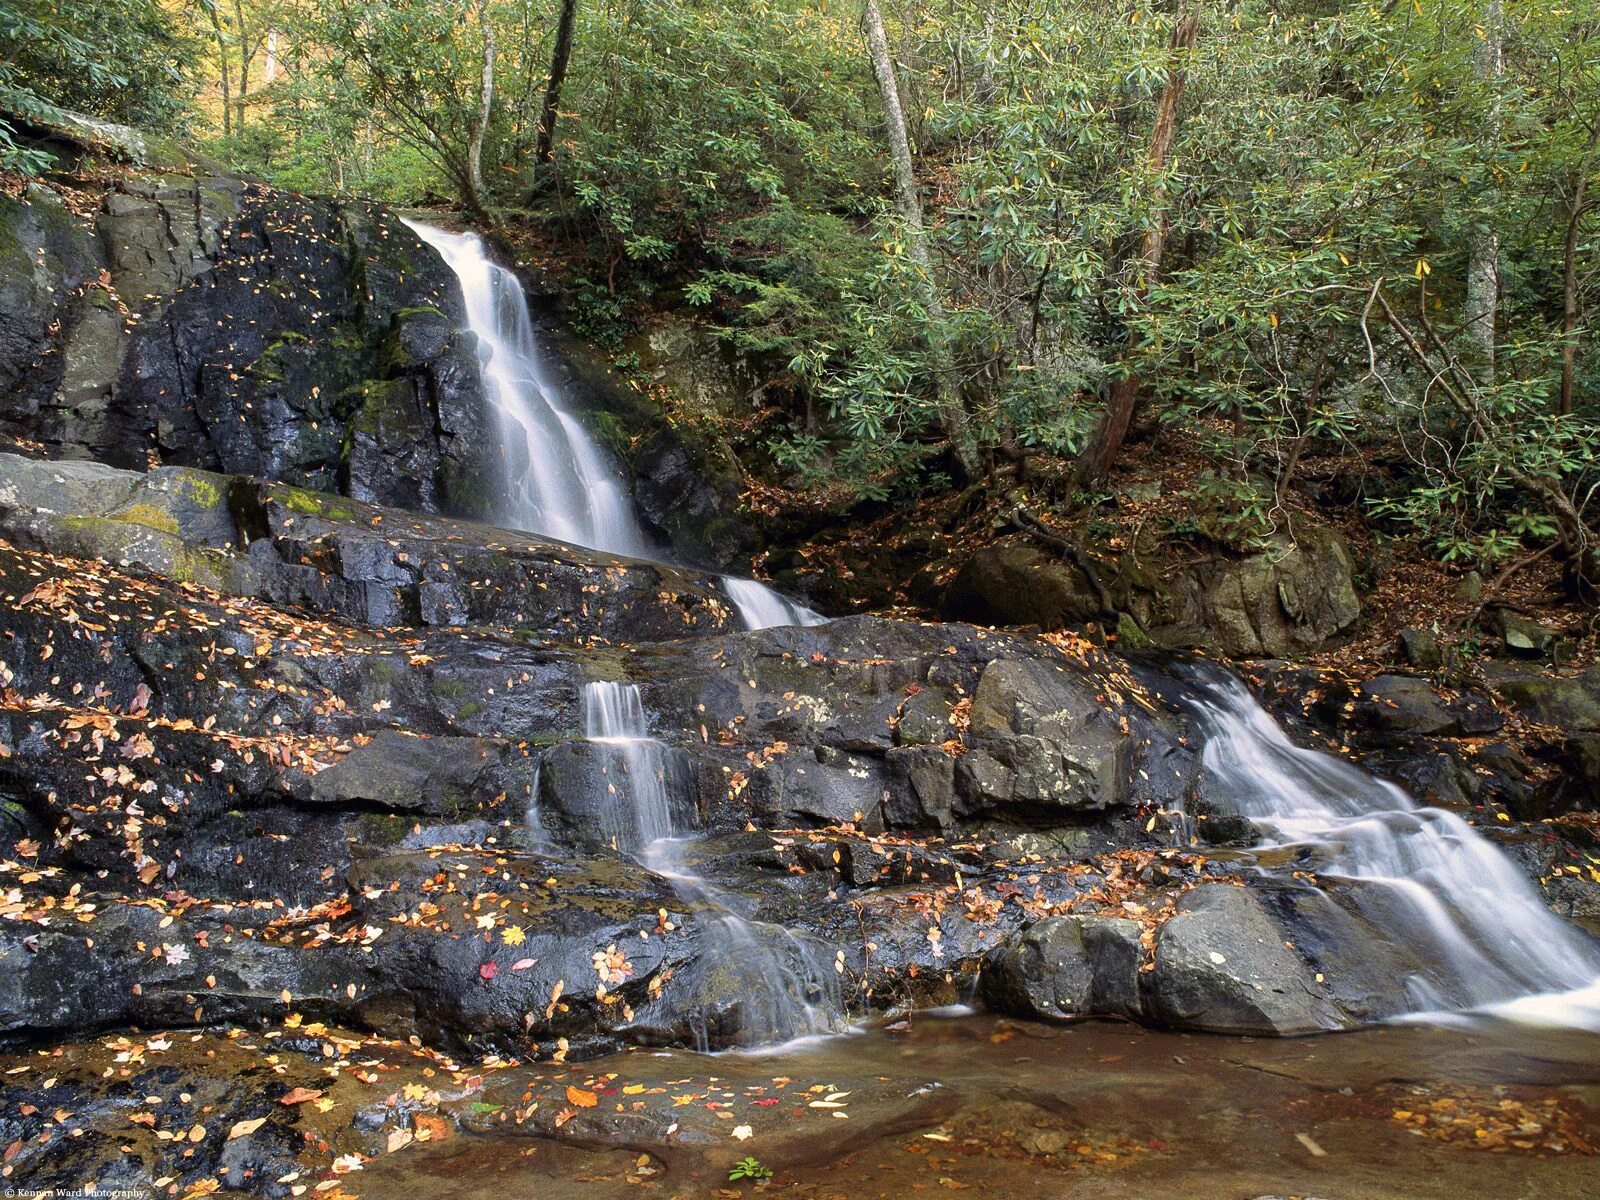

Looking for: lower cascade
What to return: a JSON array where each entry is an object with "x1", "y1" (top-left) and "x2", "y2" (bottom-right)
[
  {"x1": 1185, "y1": 668, "x2": 1600, "y2": 1031},
  {"x1": 579, "y1": 682, "x2": 844, "y2": 1049},
  {"x1": 404, "y1": 219, "x2": 819, "y2": 633}
]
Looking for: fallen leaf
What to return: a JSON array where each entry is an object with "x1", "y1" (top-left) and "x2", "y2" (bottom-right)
[{"x1": 227, "y1": 1117, "x2": 267, "y2": 1141}]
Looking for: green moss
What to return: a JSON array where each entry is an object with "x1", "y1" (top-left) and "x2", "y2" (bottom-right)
[
  {"x1": 169, "y1": 470, "x2": 226, "y2": 510},
  {"x1": 1114, "y1": 613, "x2": 1152, "y2": 649},
  {"x1": 353, "y1": 812, "x2": 411, "y2": 847},
  {"x1": 106, "y1": 501, "x2": 181, "y2": 535},
  {"x1": 51, "y1": 514, "x2": 234, "y2": 589},
  {"x1": 274, "y1": 484, "x2": 359, "y2": 523},
  {"x1": 454, "y1": 700, "x2": 484, "y2": 721},
  {"x1": 431, "y1": 678, "x2": 467, "y2": 699}
]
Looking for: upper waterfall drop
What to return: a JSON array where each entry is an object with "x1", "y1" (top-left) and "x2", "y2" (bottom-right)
[
  {"x1": 403, "y1": 220, "x2": 649, "y2": 558},
  {"x1": 404, "y1": 218, "x2": 822, "y2": 630}
]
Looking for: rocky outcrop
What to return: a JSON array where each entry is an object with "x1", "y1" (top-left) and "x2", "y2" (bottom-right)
[
  {"x1": 0, "y1": 175, "x2": 498, "y2": 519},
  {"x1": 0, "y1": 452, "x2": 736, "y2": 640},
  {"x1": 945, "y1": 526, "x2": 1360, "y2": 658}
]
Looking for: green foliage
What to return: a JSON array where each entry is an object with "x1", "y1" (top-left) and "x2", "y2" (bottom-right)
[
  {"x1": 0, "y1": 0, "x2": 196, "y2": 171},
  {"x1": 123, "y1": 0, "x2": 1600, "y2": 571},
  {"x1": 728, "y1": 1156, "x2": 773, "y2": 1182}
]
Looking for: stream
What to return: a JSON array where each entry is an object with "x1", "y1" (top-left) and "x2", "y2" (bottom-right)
[{"x1": 350, "y1": 221, "x2": 1600, "y2": 1196}]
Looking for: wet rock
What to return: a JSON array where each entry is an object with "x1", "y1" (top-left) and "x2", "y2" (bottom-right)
[
  {"x1": 0, "y1": 452, "x2": 738, "y2": 640},
  {"x1": 1490, "y1": 608, "x2": 1562, "y2": 659},
  {"x1": 884, "y1": 746, "x2": 958, "y2": 832},
  {"x1": 0, "y1": 176, "x2": 500, "y2": 520},
  {"x1": 1149, "y1": 885, "x2": 1344, "y2": 1035},
  {"x1": 303, "y1": 730, "x2": 531, "y2": 816},
  {"x1": 1163, "y1": 527, "x2": 1361, "y2": 658},
  {"x1": 981, "y1": 914, "x2": 1146, "y2": 1022},
  {"x1": 1353, "y1": 674, "x2": 1501, "y2": 737},
  {"x1": 1397, "y1": 626, "x2": 1443, "y2": 668},
  {"x1": 1494, "y1": 668, "x2": 1600, "y2": 733},
  {"x1": 0, "y1": 186, "x2": 101, "y2": 427},
  {"x1": 944, "y1": 539, "x2": 1106, "y2": 630},
  {"x1": 956, "y1": 658, "x2": 1131, "y2": 817}
]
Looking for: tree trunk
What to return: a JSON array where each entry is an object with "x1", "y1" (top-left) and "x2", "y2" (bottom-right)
[
  {"x1": 465, "y1": 0, "x2": 496, "y2": 219},
  {"x1": 1560, "y1": 115, "x2": 1600, "y2": 416},
  {"x1": 536, "y1": 0, "x2": 578, "y2": 167},
  {"x1": 232, "y1": 0, "x2": 250, "y2": 134},
  {"x1": 862, "y1": 0, "x2": 980, "y2": 480},
  {"x1": 1465, "y1": 0, "x2": 1503, "y2": 381},
  {"x1": 1077, "y1": 7, "x2": 1199, "y2": 487},
  {"x1": 202, "y1": 0, "x2": 232, "y2": 139}
]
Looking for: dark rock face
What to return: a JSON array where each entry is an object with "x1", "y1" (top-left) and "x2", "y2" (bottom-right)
[
  {"x1": 944, "y1": 527, "x2": 1359, "y2": 658},
  {"x1": 0, "y1": 452, "x2": 738, "y2": 641},
  {"x1": 0, "y1": 177, "x2": 499, "y2": 520}
]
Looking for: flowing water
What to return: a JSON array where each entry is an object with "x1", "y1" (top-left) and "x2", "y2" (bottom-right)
[
  {"x1": 1182, "y1": 666, "x2": 1600, "y2": 1031},
  {"x1": 405, "y1": 218, "x2": 1600, "y2": 1042},
  {"x1": 581, "y1": 681, "x2": 843, "y2": 1048},
  {"x1": 403, "y1": 219, "x2": 819, "y2": 631}
]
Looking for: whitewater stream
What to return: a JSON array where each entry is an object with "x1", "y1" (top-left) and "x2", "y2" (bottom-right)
[
  {"x1": 581, "y1": 680, "x2": 844, "y2": 1048},
  {"x1": 1183, "y1": 666, "x2": 1600, "y2": 1032}
]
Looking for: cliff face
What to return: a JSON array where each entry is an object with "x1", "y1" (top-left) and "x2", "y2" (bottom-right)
[{"x1": 0, "y1": 174, "x2": 499, "y2": 519}]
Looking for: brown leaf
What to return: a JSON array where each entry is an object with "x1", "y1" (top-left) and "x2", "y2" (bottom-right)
[
  {"x1": 278, "y1": 1087, "x2": 323, "y2": 1106},
  {"x1": 227, "y1": 1117, "x2": 267, "y2": 1141}
]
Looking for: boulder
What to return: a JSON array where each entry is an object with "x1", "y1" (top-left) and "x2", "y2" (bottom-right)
[
  {"x1": 1163, "y1": 527, "x2": 1361, "y2": 658},
  {"x1": 0, "y1": 452, "x2": 739, "y2": 641},
  {"x1": 1148, "y1": 885, "x2": 1344, "y2": 1035},
  {"x1": 1494, "y1": 668, "x2": 1600, "y2": 733},
  {"x1": 980, "y1": 914, "x2": 1145, "y2": 1022},
  {"x1": 944, "y1": 539, "x2": 1106, "y2": 630},
  {"x1": 955, "y1": 658, "x2": 1132, "y2": 816}
]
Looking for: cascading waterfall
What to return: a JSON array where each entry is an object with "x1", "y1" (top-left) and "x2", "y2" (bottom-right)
[
  {"x1": 403, "y1": 219, "x2": 820, "y2": 631},
  {"x1": 721, "y1": 576, "x2": 826, "y2": 629},
  {"x1": 581, "y1": 681, "x2": 843, "y2": 1048},
  {"x1": 1185, "y1": 667, "x2": 1600, "y2": 1031}
]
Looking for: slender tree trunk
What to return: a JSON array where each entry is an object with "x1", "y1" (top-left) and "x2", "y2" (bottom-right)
[
  {"x1": 202, "y1": 0, "x2": 232, "y2": 138},
  {"x1": 1465, "y1": 0, "x2": 1503, "y2": 381},
  {"x1": 232, "y1": 0, "x2": 250, "y2": 134},
  {"x1": 465, "y1": 0, "x2": 496, "y2": 219},
  {"x1": 536, "y1": 0, "x2": 578, "y2": 167},
  {"x1": 1077, "y1": 7, "x2": 1199, "y2": 487},
  {"x1": 863, "y1": 0, "x2": 980, "y2": 480},
  {"x1": 1560, "y1": 115, "x2": 1600, "y2": 416}
]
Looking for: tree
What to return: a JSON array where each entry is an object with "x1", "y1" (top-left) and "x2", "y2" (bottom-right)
[
  {"x1": 862, "y1": 0, "x2": 979, "y2": 481},
  {"x1": 534, "y1": 0, "x2": 576, "y2": 169},
  {"x1": 1076, "y1": 5, "x2": 1199, "y2": 487},
  {"x1": 315, "y1": 0, "x2": 500, "y2": 218},
  {"x1": 1464, "y1": 0, "x2": 1503, "y2": 382}
]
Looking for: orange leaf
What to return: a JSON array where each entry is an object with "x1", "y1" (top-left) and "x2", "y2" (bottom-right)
[
  {"x1": 565, "y1": 1086, "x2": 598, "y2": 1108},
  {"x1": 279, "y1": 1087, "x2": 323, "y2": 1106}
]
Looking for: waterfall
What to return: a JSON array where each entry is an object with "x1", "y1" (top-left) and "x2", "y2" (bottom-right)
[
  {"x1": 1185, "y1": 667, "x2": 1600, "y2": 1031},
  {"x1": 403, "y1": 219, "x2": 822, "y2": 631},
  {"x1": 721, "y1": 576, "x2": 827, "y2": 629},
  {"x1": 581, "y1": 681, "x2": 843, "y2": 1048}
]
